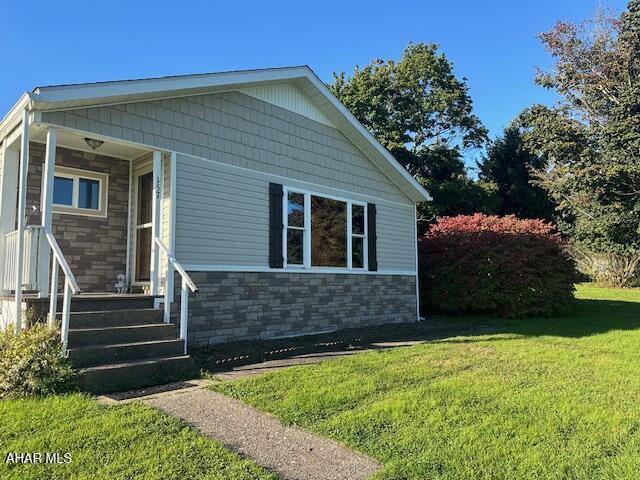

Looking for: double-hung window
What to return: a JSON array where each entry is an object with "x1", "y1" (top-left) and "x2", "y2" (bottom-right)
[
  {"x1": 51, "y1": 166, "x2": 108, "y2": 217},
  {"x1": 283, "y1": 187, "x2": 367, "y2": 270},
  {"x1": 285, "y1": 191, "x2": 306, "y2": 266}
]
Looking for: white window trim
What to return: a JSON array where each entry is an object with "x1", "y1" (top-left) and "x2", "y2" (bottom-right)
[
  {"x1": 50, "y1": 166, "x2": 108, "y2": 218},
  {"x1": 283, "y1": 186, "x2": 368, "y2": 272}
]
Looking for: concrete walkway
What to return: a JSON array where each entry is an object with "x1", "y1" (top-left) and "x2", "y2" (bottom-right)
[{"x1": 145, "y1": 387, "x2": 381, "y2": 480}]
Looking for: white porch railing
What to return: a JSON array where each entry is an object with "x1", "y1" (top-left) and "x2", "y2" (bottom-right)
[
  {"x1": 3, "y1": 226, "x2": 45, "y2": 291},
  {"x1": 154, "y1": 237, "x2": 197, "y2": 354},
  {"x1": 45, "y1": 230, "x2": 81, "y2": 353}
]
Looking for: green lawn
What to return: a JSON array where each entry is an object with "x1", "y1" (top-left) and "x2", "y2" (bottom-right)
[
  {"x1": 214, "y1": 284, "x2": 640, "y2": 480},
  {"x1": 0, "y1": 394, "x2": 277, "y2": 480}
]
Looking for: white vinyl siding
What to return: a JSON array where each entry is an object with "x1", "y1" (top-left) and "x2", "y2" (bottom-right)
[
  {"x1": 174, "y1": 153, "x2": 416, "y2": 271},
  {"x1": 175, "y1": 154, "x2": 269, "y2": 266},
  {"x1": 376, "y1": 203, "x2": 417, "y2": 271}
]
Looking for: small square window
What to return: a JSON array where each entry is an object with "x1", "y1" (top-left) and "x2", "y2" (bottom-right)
[
  {"x1": 50, "y1": 167, "x2": 108, "y2": 217},
  {"x1": 78, "y1": 178, "x2": 100, "y2": 210},
  {"x1": 53, "y1": 177, "x2": 73, "y2": 206}
]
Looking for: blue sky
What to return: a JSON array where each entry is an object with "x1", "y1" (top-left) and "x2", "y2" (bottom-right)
[{"x1": 0, "y1": 0, "x2": 626, "y2": 168}]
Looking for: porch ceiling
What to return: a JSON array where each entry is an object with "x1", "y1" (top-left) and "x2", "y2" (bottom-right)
[{"x1": 30, "y1": 127, "x2": 148, "y2": 160}]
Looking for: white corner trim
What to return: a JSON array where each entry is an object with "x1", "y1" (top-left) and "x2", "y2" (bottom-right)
[
  {"x1": 414, "y1": 204, "x2": 420, "y2": 321},
  {"x1": 181, "y1": 264, "x2": 416, "y2": 276}
]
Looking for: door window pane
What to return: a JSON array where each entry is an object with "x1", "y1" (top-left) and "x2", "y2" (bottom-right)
[
  {"x1": 287, "y1": 192, "x2": 305, "y2": 227},
  {"x1": 137, "y1": 172, "x2": 153, "y2": 225},
  {"x1": 352, "y1": 205, "x2": 365, "y2": 235},
  {"x1": 53, "y1": 177, "x2": 73, "y2": 206},
  {"x1": 352, "y1": 237, "x2": 364, "y2": 268},
  {"x1": 311, "y1": 196, "x2": 347, "y2": 267},
  {"x1": 287, "y1": 229, "x2": 304, "y2": 265},
  {"x1": 78, "y1": 178, "x2": 99, "y2": 209},
  {"x1": 135, "y1": 227, "x2": 152, "y2": 282}
]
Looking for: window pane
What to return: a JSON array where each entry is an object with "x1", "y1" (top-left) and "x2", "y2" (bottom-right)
[
  {"x1": 135, "y1": 227, "x2": 152, "y2": 282},
  {"x1": 311, "y1": 196, "x2": 347, "y2": 267},
  {"x1": 288, "y1": 192, "x2": 304, "y2": 227},
  {"x1": 352, "y1": 205, "x2": 365, "y2": 235},
  {"x1": 287, "y1": 229, "x2": 304, "y2": 265},
  {"x1": 352, "y1": 237, "x2": 364, "y2": 268},
  {"x1": 53, "y1": 177, "x2": 73, "y2": 206},
  {"x1": 137, "y1": 172, "x2": 153, "y2": 225},
  {"x1": 78, "y1": 178, "x2": 99, "y2": 210}
]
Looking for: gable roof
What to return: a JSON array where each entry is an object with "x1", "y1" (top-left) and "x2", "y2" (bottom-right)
[{"x1": 1, "y1": 66, "x2": 430, "y2": 202}]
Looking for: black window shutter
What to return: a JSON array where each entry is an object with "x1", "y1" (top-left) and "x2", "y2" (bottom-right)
[
  {"x1": 367, "y1": 203, "x2": 378, "y2": 271},
  {"x1": 269, "y1": 183, "x2": 284, "y2": 268}
]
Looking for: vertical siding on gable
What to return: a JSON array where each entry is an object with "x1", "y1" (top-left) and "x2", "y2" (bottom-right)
[
  {"x1": 239, "y1": 83, "x2": 335, "y2": 127},
  {"x1": 41, "y1": 91, "x2": 413, "y2": 205}
]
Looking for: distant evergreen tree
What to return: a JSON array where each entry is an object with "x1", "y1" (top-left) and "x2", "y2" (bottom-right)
[{"x1": 478, "y1": 125, "x2": 554, "y2": 220}]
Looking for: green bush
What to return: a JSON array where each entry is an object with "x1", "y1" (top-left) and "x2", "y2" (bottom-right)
[{"x1": 0, "y1": 322, "x2": 76, "y2": 398}]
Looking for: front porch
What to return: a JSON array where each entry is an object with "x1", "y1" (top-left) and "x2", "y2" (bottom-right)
[
  {"x1": 0, "y1": 114, "x2": 198, "y2": 392},
  {"x1": 0, "y1": 119, "x2": 173, "y2": 331}
]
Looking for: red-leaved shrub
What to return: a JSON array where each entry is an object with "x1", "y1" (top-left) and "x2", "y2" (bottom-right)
[{"x1": 420, "y1": 214, "x2": 577, "y2": 317}]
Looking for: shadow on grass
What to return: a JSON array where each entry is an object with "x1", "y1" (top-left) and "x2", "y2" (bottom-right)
[
  {"x1": 192, "y1": 318, "x2": 498, "y2": 375},
  {"x1": 193, "y1": 297, "x2": 640, "y2": 376},
  {"x1": 484, "y1": 298, "x2": 640, "y2": 338}
]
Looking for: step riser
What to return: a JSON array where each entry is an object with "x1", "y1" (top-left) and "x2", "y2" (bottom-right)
[
  {"x1": 69, "y1": 340, "x2": 185, "y2": 368},
  {"x1": 26, "y1": 298, "x2": 156, "y2": 314},
  {"x1": 67, "y1": 309, "x2": 164, "y2": 329},
  {"x1": 68, "y1": 324, "x2": 176, "y2": 348},
  {"x1": 68, "y1": 299, "x2": 155, "y2": 313},
  {"x1": 78, "y1": 357, "x2": 196, "y2": 394}
]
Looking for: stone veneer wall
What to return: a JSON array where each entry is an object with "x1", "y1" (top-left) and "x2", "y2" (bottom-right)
[
  {"x1": 24, "y1": 142, "x2": 130, "y2": 292},
  {"x1": 172, "y1": 271, "x2": 417, "y2": 347}
]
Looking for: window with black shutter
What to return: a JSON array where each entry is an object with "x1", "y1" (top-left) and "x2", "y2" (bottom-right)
[
  {"x1": 269, "y1": 183, "x2": 284, "y2": 268},
  {"x1": 367, "y1": 203, "x2": 377, "y2": 271}
]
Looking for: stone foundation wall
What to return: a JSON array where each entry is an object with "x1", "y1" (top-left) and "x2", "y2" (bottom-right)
[
  {"x1": 172, "y1": 271, "x2": 417, "y2": 346},
  {"x1": 25, "y1": 143, "x2": 129, "y2": 292}
]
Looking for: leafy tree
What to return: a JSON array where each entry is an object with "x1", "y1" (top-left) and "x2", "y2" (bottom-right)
[
  {"x1": 478, "y1": 125, "x2": 555, "y2": 220},
  {"x1": 329, "y1": 43, "x2": 493, "y2": 227},
  {"x1": 519, "y1": 2, "x2": 640, "y2": 285}
]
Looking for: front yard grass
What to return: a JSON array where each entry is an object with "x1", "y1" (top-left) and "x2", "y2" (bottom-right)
[
  {"x1": 0, "y1": 394, "x2": 277, "y2": 480},
  {"x1": 214, "y1": 284, "x2": 640, "y2": 479}
]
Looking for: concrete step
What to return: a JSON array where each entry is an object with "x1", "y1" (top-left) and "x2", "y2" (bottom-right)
[
  {"x1": 26, "y1": 295, "x2": 157, "y2": 314},
  {"x1": 66, "y1": 296, "x2": 156, "y2": 313},
  {"x1": 68, "y1": 323, "x2": 176, "y2": 348},
  {"x1": 67, "y1": 309, "x2": 164, "y2": 329},
  {"x1": 78, "y1": 356, "x2": 197, "y2": 394},
  {"x1": 68, "y1": 339, "x2": 186, "y2": 368}
]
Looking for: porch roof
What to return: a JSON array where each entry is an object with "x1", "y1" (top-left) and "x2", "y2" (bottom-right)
[{"x1": 0, "y1": 66, "x2": 431, "y2": 203}]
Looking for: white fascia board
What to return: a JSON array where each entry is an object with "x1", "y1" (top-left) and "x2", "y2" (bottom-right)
[
  {"x1": 0, "y1": 93, "x2": 33, "y2": 143},
  {"x1": 31, "y1": 67, "x2": 311, "y2": 104},
  {"x1": 301, "y1": 71, "x2": 431, "y2": 203}
]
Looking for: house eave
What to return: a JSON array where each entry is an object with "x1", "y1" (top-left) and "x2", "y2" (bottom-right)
[{"x1": 4, "y1": 66, "x2": 431, "y2": 202}]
